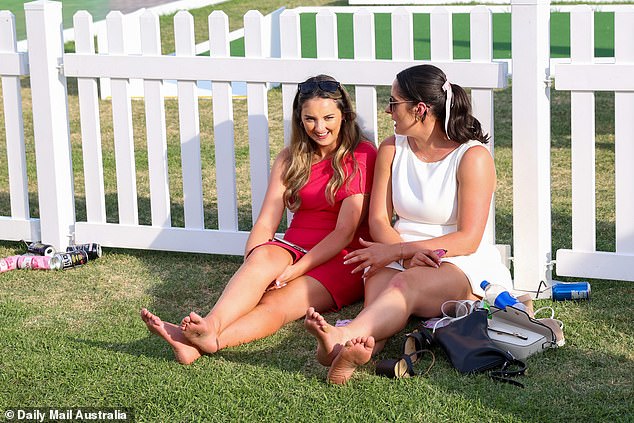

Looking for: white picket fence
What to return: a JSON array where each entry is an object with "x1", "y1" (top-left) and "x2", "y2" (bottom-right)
[
  {"x1": 1, "y1": 0, "x2": 632, "y2": 292},
  {"x1": 554, "y1": 6, "x2": 634, "y2": 281}
]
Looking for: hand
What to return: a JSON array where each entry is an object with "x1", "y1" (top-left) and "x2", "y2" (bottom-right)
[
  {"x1": 409, "y1": 249, "x2": 445, "y2": 268},
  {"x1": 275, "y1": 263, "x2": 303, "y2": 286},
  {"x1": 343, "y1": 238, "x2": 398, "y2": 278}
]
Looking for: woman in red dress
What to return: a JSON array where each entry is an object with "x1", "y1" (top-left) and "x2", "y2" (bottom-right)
[{"x1": 141, "y1": 75, "x2": 377, "y2": 364}]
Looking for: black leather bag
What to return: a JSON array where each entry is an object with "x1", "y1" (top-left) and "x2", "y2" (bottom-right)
[{"x1": 433, "y1": 308, "x2": 527, "y2": 387}]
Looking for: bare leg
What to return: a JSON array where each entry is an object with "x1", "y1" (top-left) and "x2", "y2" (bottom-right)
[
  {"x1": 304, "y1": 307, "x2": 344, "y2": 366},
  {"x1": 140, "y1": 308, "x2": 202, "y2": 365},
  {"x1": 304, "y1": 268, "x2": 396, "y2": 365},
  {"x1": 212, "y1": 275, "x2": 336, "y2": 350},
  {"x1": 306, "y1": 264, "x2": 475, "y2": 370},
  {"x1": 180, "y1": 312, "x2": 219, "y2": 354},
  {"x1": 327, "y1": 336, "x2": 375, "y2": 385},
  {"x1": 181, "y1": 245, "x2": 292, "y2": 352}
]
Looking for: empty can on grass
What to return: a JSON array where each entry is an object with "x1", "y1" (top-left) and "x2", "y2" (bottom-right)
[
  {"x1": 552, "y1": 282, "x2": 591, "y2": 301},
  {"x1": 67, "y1": 243, "x2": 102, "y2": 260},
  {"x1": 27, "y1": 242, "x2": 56, "y2": 256},
  {"x1": 55, "y1": 250, "x2": 89, "y2": 270}
]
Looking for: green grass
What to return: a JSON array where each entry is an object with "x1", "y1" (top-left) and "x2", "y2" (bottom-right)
[
  {"x1": 1, "y1": 81, "x2": 633, "y2": 422},
  {"x1": 1, "y1": 2, "x2": 634, "y2": 422}
]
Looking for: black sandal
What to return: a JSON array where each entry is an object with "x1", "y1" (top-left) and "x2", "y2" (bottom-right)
[
  {"x1": 402, "y1": 328, "x2": 434, "y2": 363},
  {"x1": 375, "y1": 349, "x2": 435, "y2": 379}
]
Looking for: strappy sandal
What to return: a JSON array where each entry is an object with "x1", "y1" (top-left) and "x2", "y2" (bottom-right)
[
  {"x1": 402, "y1": 330, "x2": 433, "y2": 363},
  {"x1": 375, "y1": 349, "x2": 435, "y2": 379}
]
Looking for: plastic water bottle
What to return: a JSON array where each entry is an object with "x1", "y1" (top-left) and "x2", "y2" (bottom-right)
[{"x1": 480, "y1": 280, "x2": 526, "y2": 312}]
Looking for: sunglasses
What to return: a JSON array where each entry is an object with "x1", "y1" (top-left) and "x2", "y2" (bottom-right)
[
  {"x1": 387, "y1": 96, "x2": 415, "y2": 112},
  {"x1": 298, "y1": 80, "x2": 341, "y2": 94}
]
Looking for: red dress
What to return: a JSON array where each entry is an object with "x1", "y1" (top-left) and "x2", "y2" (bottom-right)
[{"x1": 272, "y1": 141, "x2": 377, "y2": 309}]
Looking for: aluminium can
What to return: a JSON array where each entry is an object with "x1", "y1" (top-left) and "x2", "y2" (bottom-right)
[
  {"x1": 17, "y1": 254, "x2": 60, "y2": 270},
  {"x1": 551, "y1": 282, "x2": 591, "y2": 301},
  {"x1": 67, "y1": 243, "x2": 102, "y2": 260},
  {"x1": 54, "y1": 250, "x2": 89, "y2": 270},
  {"x1": 26, "y1": 242, "x2": 56, "y2": 257}
]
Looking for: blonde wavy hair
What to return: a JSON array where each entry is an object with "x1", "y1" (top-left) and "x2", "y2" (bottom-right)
[{"x1": 282, "y1": 75, "x2": 363, "y2": 212}]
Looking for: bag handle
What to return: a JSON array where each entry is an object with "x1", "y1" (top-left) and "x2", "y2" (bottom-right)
[{"x1": 489, "y1": 359, "x2": 527, "y2": 388}]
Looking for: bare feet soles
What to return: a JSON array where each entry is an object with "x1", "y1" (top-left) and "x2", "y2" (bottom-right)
[
  {"x1": 304, "y1": 307, "x2": 346, "y2": 366},
  {"x1": 140, "y1": 308, "x2": 202, "y2": 365},
  {"x1": 180, "y1": 311, "x2": 220, "y2": 354},
  {"x1": 327, "y1": 336, "x2": 375, "y2": 385}
]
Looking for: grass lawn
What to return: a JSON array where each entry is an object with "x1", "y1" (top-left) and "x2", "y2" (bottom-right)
[{"x1": 1, "y1": 2, "x2": 633, "y2": 422}]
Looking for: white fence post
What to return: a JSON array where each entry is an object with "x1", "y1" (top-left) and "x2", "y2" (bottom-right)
[
  {"x1": 511, "y1": 0, "x2": 552, "y2": 295},
  {"x1": 24, "y1": 0, "x2": 75, "y2": 250}
]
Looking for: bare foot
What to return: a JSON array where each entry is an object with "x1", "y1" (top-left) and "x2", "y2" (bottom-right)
[
  {"x1": 304, "y1": 307, "x2": 346, "y2": 366},
  {"x1": 180, "y1": 312, "x2": 220, "y2": 354},
  {"x1": 327, "y1": 336, "x2": 375, "y2": 385},
  {"x1": 140, "y1": 308, "x2": 202, "y2": 365}
]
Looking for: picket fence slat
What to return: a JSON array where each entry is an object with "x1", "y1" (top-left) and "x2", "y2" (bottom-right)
[
  {"x1": 431, "y1": 7, "x2": 452, "y2": 60},
  {"x1": 174, "y1": 11, "x2": 204, "y2": 230},
  {"x1": 614, "y1": 7, "x2": 634, "y2": 254},
  {"x1": 107, "y1": 11, "x2": 139, "y2": 225},
  {"x1": 316, "y1": 10, "x2": 338, "y2": 59},
  {"x1": 354, "y1": 10, "x2": 378, "y2": 145},
  {"x1": 141, "y1": 11, "x2": 171, "y2": 227},
  {"x1": 280, "y1": 10, "x2": 301, "y2": 148},
  {"x1": 245, "y1": 11, "x2": 271, "y2": 224},
  {"x1": 391, "y1": 7, "x2": 413, "y2": 60},
  {"x1": 209, "y1": 11, "x2": 238, "y2": 232},
  {"x1": 74, "y1": 11, "x2": 107, "y2": 224},
  {"x1": 0, "y1": 11, "x2": 30, "y2": 222},
  {"x1": 570, "y1": 6, "x2": 596, "y2": 252},
  {"x1": 470, "y1": 5, "x2": 496, "y2": 246}
]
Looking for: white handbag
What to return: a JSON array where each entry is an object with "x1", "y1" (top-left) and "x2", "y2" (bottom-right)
[{"x1": 487, "y1": 306, "x2": 564, "y2": 360}]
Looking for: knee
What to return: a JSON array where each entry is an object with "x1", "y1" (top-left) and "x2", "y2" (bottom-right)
[
  {"x1": 387, "y1": 272, "x2": 413, "y2": 294},
  {"x1": 246, "y1": 245, "x2": 282, "y2": 266}
]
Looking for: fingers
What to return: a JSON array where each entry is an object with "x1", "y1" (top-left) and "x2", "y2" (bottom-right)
[
  {"x1": 358, "y1": 237, "x2": 373, "y2": 246},
  {"x1": 411, "y1": 251, "x2": 440, "y2": 268}
]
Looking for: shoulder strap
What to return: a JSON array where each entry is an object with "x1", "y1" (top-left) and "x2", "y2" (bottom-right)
[{"x1": 489, "y1": 359, "x2": 527, "y2": 388}]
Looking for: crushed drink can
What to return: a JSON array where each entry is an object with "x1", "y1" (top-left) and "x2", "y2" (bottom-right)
[
  {"x1": 552, "y1": 282, "x2": 591, "y2": 301},
  {"x1": 26, "y1": 242, "x2": 56, "y2": 256},
  {"x1": 67, "y1": 243, "x2": 102, "y2": 260},
  {"x1": 17, "y1": 254, "x2": 61, "y2": 270},
  {"x1": 0, "y1": 255, "x2": 21, "y2": 273},
  {"x1": 54, "y1": 250, "x2": 88, "y2": 270}
]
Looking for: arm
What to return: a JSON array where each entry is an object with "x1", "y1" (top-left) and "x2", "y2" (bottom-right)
[
  {"x1": 343, "y1": 137, "x2": 410, "y2": 275},
  {"x1": 276, "y1": 193, "x2": 368, "y2": 284},
  {"x1": 368, "y1": 136, "x2": 402, "y2": 245},
  {"x1": 403, "y1": 145, "x2": 496, "y2": 260},
  {"x1": 275, "y1": 143, "x2": 375, "y2": 284},
  {"x1": 243, "y1": 149, "x2": 289, "y2": 256}
]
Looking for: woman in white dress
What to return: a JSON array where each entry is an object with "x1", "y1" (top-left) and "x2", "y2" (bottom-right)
[{"x1": 304, "y1": 64, "x2": 512, "y2": 384}]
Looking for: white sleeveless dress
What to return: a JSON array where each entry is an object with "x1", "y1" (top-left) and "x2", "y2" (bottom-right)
[{"x1": 390, "y1": 134, "x2": 512, "y2": 297}]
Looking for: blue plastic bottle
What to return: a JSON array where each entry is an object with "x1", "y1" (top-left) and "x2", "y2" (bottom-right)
[{"x1": 480, "y1": 280, "x2": 526, "y2": 311}]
